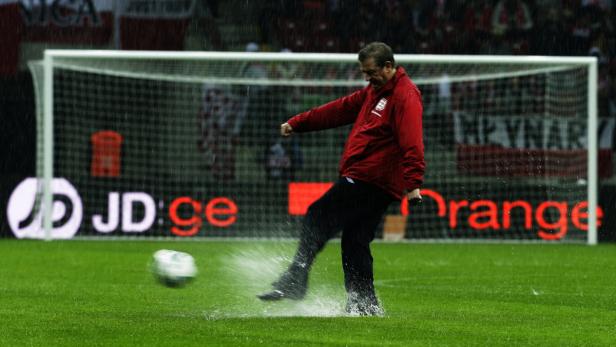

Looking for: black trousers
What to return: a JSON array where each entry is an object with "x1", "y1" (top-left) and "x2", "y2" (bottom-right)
[{"x1": 292, "y1": 177, "x2": 395, "y2": 298}]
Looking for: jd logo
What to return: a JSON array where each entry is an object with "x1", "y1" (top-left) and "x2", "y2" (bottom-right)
[{"x1": 7, "y1": 178, "x2": 83, "y2": 239}]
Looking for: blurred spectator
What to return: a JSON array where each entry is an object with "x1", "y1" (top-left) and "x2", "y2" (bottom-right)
[
  {"x1": 381, "y1": 0, "x2": 413, "y2": 53},
  {"x1": 205, "y1": 0, "x2": 220, "y2": 18},
  {"x1": 238, "y1": 42, "x2": 270, "y2": 139},
  {"x1": 197, "y1": 85, "x2": 244, "y2": 181},
  {"x1": 532, "y1": 7, "x2": 571, "y2": 55},
  {"x1": 610, "y1": 71, "x2": 616, "y2": 117},
  {"x1": 258, "y1": 0, "x2": 286, "y2": 46},
  {"x1": 491, "y1": 0, "x2": 533, "y2": 36},
  {"x1": 581, "y1": 0, "x2": 612, "y2": 10},
  {"x1": 598, "y1": 63, "x2": 612, "y2": 117},
  {"x1": 479, "y1": 32, "x2": 513, "y2": 55},
  {"x1": 409, "y1": 0, "x2": 438, "y2": 35},
  {"x1": 436, "y1": 73, "x2": 452, "y2": 114},
  {"x1": 461, "y1": 0, "x2": 494, "y2": 53},
  {"x1": 239, "y1": 42, "x2": 269, "y2": 100},
  {"x1": 195, "y1": 0, "x2": 225, "y2": 50},
  {"x1": 570, "y1": 5, "x2": 600, "y2": 55},
  {"x1": 263, "y1": 136, "x2": 302, "y2": 180},
  {"x1": 265, "y1": 139, "x2": 292, "y2": 180},
  {"x1": 590, "y1": 34, "x2": 610, "y2": 64}
]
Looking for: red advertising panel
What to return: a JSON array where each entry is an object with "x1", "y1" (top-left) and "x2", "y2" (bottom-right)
[
  {"x1": 454, "y1": 113, "x2": 614, "y2": 177},
  {"x1": 0, "y1": 0, "x2": 24, "y2": 76},
  {"x1": 287, "y1": 182, "x2": 604, "y2": 241},
  {"x1": 118, "y1": 0, "x2": 195, "y2": 50}
]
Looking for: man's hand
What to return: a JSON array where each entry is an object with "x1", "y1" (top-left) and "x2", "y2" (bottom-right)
[
  {"x1": 280, "y1": 123, "x2": 294, "y2": 137},
  {"x1": 406, "y1": 188, "x2": 422, "y2": 206}
]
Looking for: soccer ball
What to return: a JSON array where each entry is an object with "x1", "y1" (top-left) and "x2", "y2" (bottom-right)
[{"x1": 151, "y1": 249, "x2": 197, "y2": 287}]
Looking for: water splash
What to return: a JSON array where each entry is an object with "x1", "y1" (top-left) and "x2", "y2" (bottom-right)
[{"x1": 211, "y1": 246, "x2": 348, "y2": 318}]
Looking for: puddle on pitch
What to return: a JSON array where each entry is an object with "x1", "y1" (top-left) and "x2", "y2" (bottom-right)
[{"x1": 204, "y1": 246, "x2": 349, "y2": 318}]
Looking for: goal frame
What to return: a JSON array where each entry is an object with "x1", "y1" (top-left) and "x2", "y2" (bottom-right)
[{"x1": 40, "y1": 49, "x2": 599, "y2": 244}]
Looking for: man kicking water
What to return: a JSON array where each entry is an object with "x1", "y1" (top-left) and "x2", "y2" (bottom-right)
[{"x1": 258, "y1": 42, "x2": 425, "y2": 316}]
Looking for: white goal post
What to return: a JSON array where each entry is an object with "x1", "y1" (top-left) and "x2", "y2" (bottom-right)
[{"x1": 35, "y1": 49, "x2": 599, "y2": 244}]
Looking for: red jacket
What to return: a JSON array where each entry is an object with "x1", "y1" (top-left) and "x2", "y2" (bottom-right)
[{"x1": 287, "y1": 67, "x2": 425, "y2": 200}]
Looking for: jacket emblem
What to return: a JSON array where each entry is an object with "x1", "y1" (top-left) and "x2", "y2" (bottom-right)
[{"x1": 375, "y1": 98, "x2": 387, "y2": 111}]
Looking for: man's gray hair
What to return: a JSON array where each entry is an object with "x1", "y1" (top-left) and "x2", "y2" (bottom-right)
[{"x1": 358, "y1": 42, "x2": 395, "y2": 67}]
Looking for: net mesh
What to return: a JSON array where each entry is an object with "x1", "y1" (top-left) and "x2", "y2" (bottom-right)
[{"x1": 30, "y1": 53, "x2": 597, "y2": 241}]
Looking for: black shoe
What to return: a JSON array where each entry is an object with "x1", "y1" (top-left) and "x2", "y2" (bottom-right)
[
  {"x1": 257, "y1": 268, "x2": 308, "y2": 301},
  {"x1": 345, "y1": 292, "x2": 384, "y2": 316},
  {"x1": 257, "y1": 289, "x2": 291, "y2": 301}
]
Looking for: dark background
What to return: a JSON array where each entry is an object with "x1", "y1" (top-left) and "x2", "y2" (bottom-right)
[{"x1": 1, "y1": 0, "x2": 615, "y2": 240}]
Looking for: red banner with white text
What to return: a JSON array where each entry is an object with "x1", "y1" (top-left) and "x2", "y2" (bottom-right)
[{"x1": 453, "y1": 112, "x2": 615, "y2": 178}]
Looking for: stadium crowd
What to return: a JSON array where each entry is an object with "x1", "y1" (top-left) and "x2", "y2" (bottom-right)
[
  {"x1": 257, "y1": 0, "x2": 614, "y2": 117},
  {"x1": 0, "y1": 0, "x2": 615, "y2": 183}
]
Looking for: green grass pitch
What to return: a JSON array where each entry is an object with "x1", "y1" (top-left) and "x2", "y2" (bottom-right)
[{"x1": 1, "y1": 240, "x2": 615, "y2": 346}]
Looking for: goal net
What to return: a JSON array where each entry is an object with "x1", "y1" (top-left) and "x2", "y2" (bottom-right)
[{"x1": 23, "y1": 50, "x2": 600, "y2": 243}]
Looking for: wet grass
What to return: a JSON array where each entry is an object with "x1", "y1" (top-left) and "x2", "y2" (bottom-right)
[{"x1": 0, "y1": 240, "x2": 615, "y2": 346}]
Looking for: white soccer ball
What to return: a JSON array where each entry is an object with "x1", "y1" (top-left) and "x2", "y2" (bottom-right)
[{"x1": 151, "y1": 249, "x2": 197, "y2": 287}]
